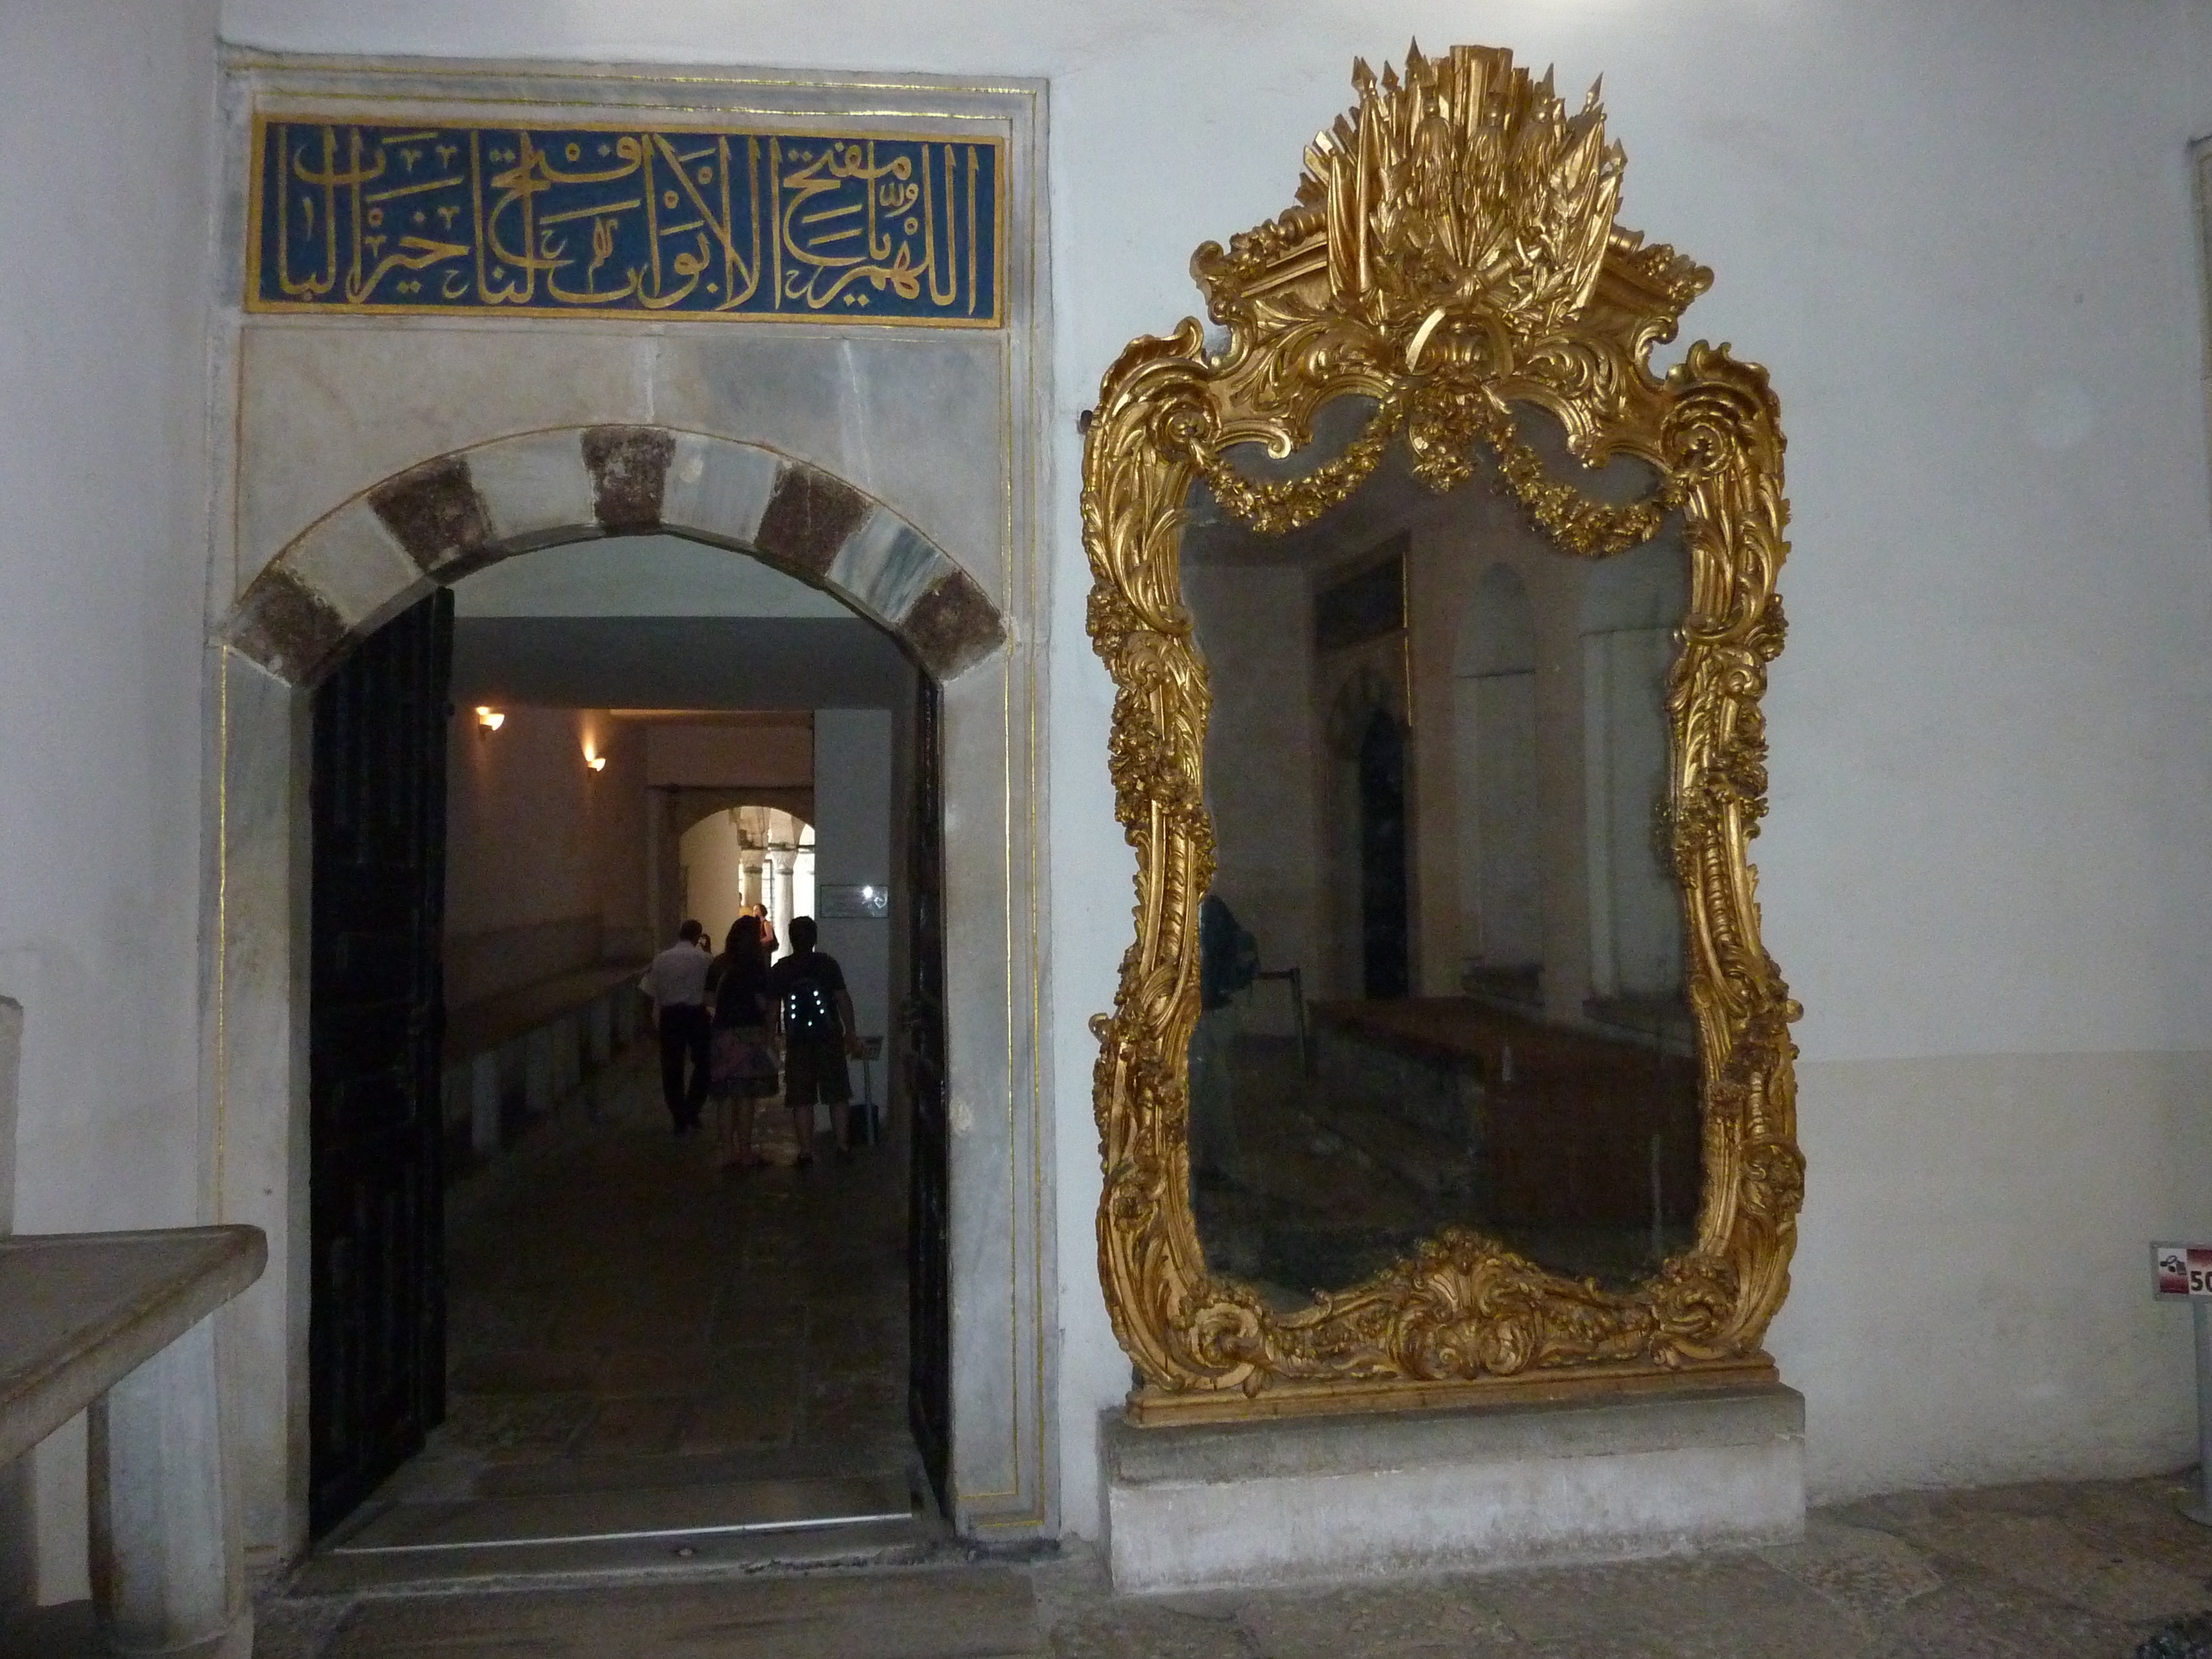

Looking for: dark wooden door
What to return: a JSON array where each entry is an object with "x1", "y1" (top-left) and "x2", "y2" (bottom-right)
[
  {"x1": 904, "y1": 678, "x2": 953, "y2": 1514},
  {"x1": 307, "y1": 589, "x2": 452, "y2": 1538}
]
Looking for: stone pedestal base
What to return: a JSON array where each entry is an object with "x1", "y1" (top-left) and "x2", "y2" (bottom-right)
[{"x1": 1101, "y1": 1383, "x2": 1805, "y2": 1592}]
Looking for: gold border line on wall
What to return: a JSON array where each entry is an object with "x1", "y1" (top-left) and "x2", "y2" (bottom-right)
[
  {"x1": 245, "y1": 113, "x2": 1007, "y2": 327},
  {"x1": 1081, "y1": 43, "x2": 1801, "y2": 1423}
]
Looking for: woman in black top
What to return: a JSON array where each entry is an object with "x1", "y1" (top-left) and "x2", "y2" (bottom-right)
[{"x1": 707, "y1": 914, "x2": 780, "y2": 1168}]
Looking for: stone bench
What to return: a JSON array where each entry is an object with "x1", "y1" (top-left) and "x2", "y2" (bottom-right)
[
  {"x1": 0, "y1": 998, "x2": 267, "y2": 1658},
  {"x1": 1, "y1": 1229, "x2": 266, "y2": 1656},
  {"x1": 440, "y1": 962, "x2": 648, "y2": 1158}
]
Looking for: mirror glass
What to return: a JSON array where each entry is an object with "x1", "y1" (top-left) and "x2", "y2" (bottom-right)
[{"x1": 1182, "y1": 401, "x2": 1699, "y2": 1307}]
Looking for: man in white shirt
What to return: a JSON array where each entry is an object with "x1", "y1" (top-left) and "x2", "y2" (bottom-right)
[{"x1": 640, "y1": 920, "x2": 712, "y2": 1134}]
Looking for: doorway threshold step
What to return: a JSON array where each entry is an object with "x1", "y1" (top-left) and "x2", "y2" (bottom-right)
[
  {"x1": 292, "y1": 1511, "x2": 936, "y2": 1597},
  {"x1": 296, "y1": 1473, "x2": 933, "y2": 1595},
  {"x1": 327, "y1": 1472, "x2": 912, "y2": 1555}
]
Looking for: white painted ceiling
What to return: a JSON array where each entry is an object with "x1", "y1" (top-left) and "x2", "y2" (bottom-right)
[
  {"x1": 451, "y1": 533, "x2": 853, "y2": 618},
  {"x1": 447, "y1": 534, "x2": 912, "y2": 709}
]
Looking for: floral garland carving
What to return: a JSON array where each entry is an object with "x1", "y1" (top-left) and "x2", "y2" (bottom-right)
[{"x1": 1082, "y1": 43, "x2": 1800, "y2": 1410}]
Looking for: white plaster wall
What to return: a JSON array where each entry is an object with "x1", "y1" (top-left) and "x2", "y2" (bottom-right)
[
  {"x1": 453, "y1": 535, "x2": 851, "y2": 620},
  {"x1": 0, "y1": 0, "x2": 221, "y2": 1598},
  {"x1": 646, "y1": 723, "x2": 813, "y2": 790},
  {"x1": 677, "y1": 813, "x2": 750, "y2": 956},
  {"x1": 587, "y1": 714, "x2": 651, "y2": 959},
  {"x1": 1184, "y1": 563, "x2": 1319, "y2": 1021},
  {"x1": 193, "y1": 0, "x2": 2212, "y2": 1531},
  {"x1": 813, "y1": 709, "x2": 895, "y2": 1056},
  {"x1": 445, "y1": 707, "x2": 644, "y2": 1004}
]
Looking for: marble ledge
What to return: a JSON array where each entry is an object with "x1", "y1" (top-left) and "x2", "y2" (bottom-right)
[
  {"x1": 1102, "y1": 1383, "x2": 1808, "y2": 1592},
  {"x1": 0, "y1": 1226, "x2": 267, "y2": 1468}
]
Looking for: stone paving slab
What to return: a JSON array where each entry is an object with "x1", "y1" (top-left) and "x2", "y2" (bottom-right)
[
  {"x1": 315, "y1": 1566, "x2": 1036, "y2": 1659},
  {"x1": 251, "y1": 1470, "x2": 2212, "y2": 1658},
  {"x1": 329, "y1": 1473, "x2": 911, "y2": 1554},
  {"x1": 414, "y1": 1052, "x2": 909, "y2": 1506}
]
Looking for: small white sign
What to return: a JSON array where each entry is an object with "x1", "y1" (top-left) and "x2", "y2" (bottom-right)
[
  {"x1": 2153, "y1": 1242, "x2": 2212, "y2": 1298},
  {"x1": 817, "y1": 882, "x2": 891, "y2": 919}
]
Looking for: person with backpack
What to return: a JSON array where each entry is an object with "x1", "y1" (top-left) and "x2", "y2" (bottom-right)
[{"x1": 766, "y1": 915, "x2": 864, "y2": 1164}]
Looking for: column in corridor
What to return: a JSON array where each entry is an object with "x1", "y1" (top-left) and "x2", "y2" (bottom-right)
[
  {"x1": 740, "y1": 820, "x2": 765, "y2": 917},
  {"x1": 769, "y1": 840, "x2": 798, "y2": 956}
]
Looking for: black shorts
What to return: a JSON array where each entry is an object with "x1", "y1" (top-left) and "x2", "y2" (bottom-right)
[{"x1": 782, "y1": 1034, "x2": 852, "y2": 1107}]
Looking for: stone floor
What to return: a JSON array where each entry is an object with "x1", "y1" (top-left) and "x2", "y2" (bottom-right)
[
  {"x1": 245, "y1": 1469, "x2": 2212, "y2": 1657},
  {"x1": 270, "y1": 1044, "x2": 918, "y2": 1593},
  {"x1": 228, "y1": 1044, "x2": 2212, "y2": 1656},
  {"x1": 403, "y1": 1047, "x2": 911, "y2": 1497},
  {"x1": 26, "y1": 1047, "x2": 2212, "y2": 1656}
]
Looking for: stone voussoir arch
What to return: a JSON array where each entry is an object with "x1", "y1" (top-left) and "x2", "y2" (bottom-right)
[{"x1": 221, "y1": 424, "x2": 1008, "y2": 686}]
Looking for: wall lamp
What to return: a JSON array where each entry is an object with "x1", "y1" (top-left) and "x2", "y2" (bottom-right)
[
  {"x1": 475, "y1": 706, "x2": 505, "y2": 735},
  {"x1": 584, "y1": 746, "x2": 606, "y2": 773}
]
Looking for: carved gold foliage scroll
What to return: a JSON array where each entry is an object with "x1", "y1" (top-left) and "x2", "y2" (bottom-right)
[{"x1": 1082, "y1": 44, "x2": 1800, "y2": 1418}]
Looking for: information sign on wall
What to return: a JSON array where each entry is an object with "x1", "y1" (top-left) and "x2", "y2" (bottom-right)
[
  {"x1": 248, "y1": 119, "x2": 1002, "y2": 326},
  {"x1": 2153, "y1": 1243, "x2": 2212, "y2": 1297},
  {"x1": 817, "y1": 882, "x2": 892, "y2": 919}
]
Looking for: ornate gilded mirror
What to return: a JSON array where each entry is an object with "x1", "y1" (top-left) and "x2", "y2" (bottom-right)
[{"x1": 1084, "y1": 45, "x2": 1801, "y2": 1419}]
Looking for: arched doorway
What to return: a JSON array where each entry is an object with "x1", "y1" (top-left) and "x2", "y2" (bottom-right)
[
  {"x1": 226, "y1": 429, "x2": 1002, "y2": 688},
  {"x1": 1355, "y1": 708, "x2": 1410, "y2": 999},
  {"x1": 216, "y1": 429, "x2": 1013, "y2": 1553},
  {"x1": 1322, "y1": 668, "x2": 1410, "y2": 1002},
  {"x1": 678, "y1": 806, "x2": 816, "y2": 956}
]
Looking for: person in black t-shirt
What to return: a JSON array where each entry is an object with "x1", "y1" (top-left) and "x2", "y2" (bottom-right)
[{"x1": 766, "y1": 916, "x2": 864, "y2": 1164}]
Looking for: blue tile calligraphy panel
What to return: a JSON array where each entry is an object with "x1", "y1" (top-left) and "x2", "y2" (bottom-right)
[{"x1": 249, "y1": 119, "x2": 1002, "y2": 326}]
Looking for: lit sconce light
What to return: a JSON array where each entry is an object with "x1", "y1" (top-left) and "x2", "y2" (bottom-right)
[
  {"x1": 584, "y1": 747, "x2": 606, "y2": 773},
  {"x1": 475, "y1": 706, "x2": 505, "y2": 735}
]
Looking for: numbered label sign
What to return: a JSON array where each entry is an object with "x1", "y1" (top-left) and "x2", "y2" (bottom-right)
[{"x1": 2154, "y1": 1243, "x2": 2212, "y2": 1297}]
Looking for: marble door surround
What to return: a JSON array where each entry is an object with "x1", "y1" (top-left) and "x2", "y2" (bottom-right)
[{"x1": 204, "y1": 53, "x2": 1053, "y2": 1571}]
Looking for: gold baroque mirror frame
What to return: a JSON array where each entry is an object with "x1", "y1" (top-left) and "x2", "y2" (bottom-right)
[{"x1": 1082, "y1": 44, "x2": 1801, "y2": 1419}]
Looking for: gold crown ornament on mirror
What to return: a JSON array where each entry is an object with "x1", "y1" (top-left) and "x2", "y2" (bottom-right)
[{"x1": 1082, "y1": 43, "x2": 1801, "y2": 1418}]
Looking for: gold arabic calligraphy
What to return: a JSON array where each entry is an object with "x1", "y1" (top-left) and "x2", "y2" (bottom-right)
[{"x1": 255, "y1": 120, "x2": 998, "y2": 324}]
